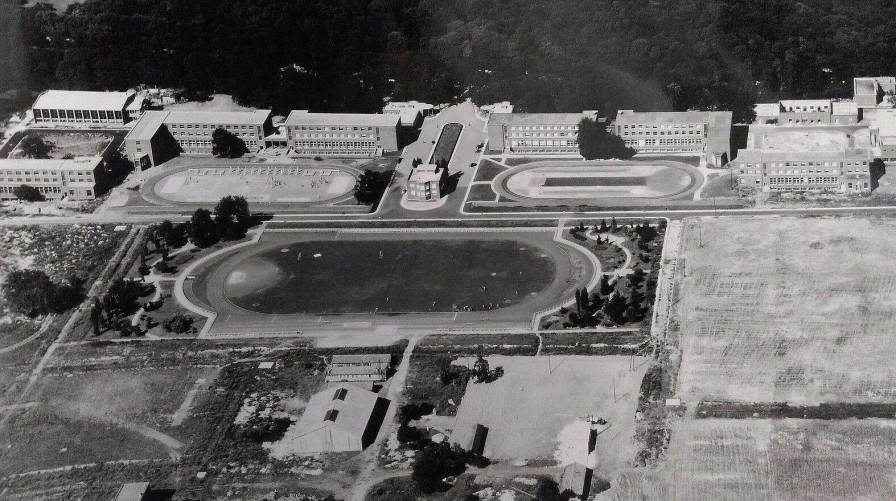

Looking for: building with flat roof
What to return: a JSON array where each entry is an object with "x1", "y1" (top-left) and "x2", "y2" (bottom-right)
[
  {"x1": 113, "y1": 482, "x2": 150, "y2": 501},
  {"x1": 0, "y1": 156, "x2": 105, "y2": 201},
  {"x1": 407, "y1": 163, "x2": 448, "y2": 202},
  {"x1": 124, "y1": 109, "x2": 272, "y2": 168},
  {"x1": 832, "y1": 100, "x2": 860, "y2": 125},
  {"x1": 613, "y1": 110, "x2": 733, "y2": 165},
  {"x1": 32, "y1": 90, "x2": 140, "y2": 127},
  {"x1": 854, "y1": 77, "x2": 896, "y2": 108},
  {"x1": 383, "y1": 101, "x2": 434, "y2": 127},
  {"x1": 284, "y1": 111, "x2": 400, "y2": 157},
  {"x1": 481, "y1": 101, "x2": 514, "y2": 114},
  {"x1": 867, "y1": 108, "x2": 896, "y2": 160},
  {"x1": 487, "y1": 111, "x2": 598, "y2": 155},
  {"x1": 732, "y1": 147, "x2": 871, "y2": 194},
  {"x1": 292, "y1": 384, "x2": 390, "y2": 453}
]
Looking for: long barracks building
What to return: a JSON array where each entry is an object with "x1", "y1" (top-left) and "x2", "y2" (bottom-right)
[
  {"x1": 283, "y1": 111, "x2": 400, "y2": 157},
  {"x1": 487, "y1": 111, "x2": 598, "y2": 155},
  {"x1": 124, "y1": 109, "x2": 272, "y2": 169},
  {"x1": 732, "y1": 148, "x2": 872, "y2": 194},
  {"x1": 0, "y1": 156, "x2": 105, "y2": 201},
  {"x1": 613, "y1": 110, "x2": 733, "y2": 165},
  {"x1": 31, "y1": 90, "x2": 143, "y2": 127}
]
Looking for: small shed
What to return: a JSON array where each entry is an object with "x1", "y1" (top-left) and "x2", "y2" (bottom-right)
[{"x1": 113, "y1": 482, "x2": 150, "y2": 501}]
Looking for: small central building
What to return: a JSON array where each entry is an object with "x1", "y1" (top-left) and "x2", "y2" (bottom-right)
[{"x1": 407, "y1": 163, "x2": 449, "y2": 202}]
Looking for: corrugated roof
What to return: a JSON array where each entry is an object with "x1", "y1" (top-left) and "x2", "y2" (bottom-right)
[
  {"x1": 488, "y1": 112, "x2": 589, "y2": 126},
  {"x1": 331, "y1": 354, "x2": 391, "y2": 365},
  {"x1": 294, "y1": 384, "x2": 384, "y2": 450},
  {"x1": 114, "y1": 482, "x2": 150, "y2": 501},
  {"x1": 328, "y1": 365, "x2": 385, "y2": 376},
  {"x1": 32, "y1": 90, "x2": 135, "y2": 111},
  {"x1": 284, "y1": 110, "x2": 399, "y2": 127}
]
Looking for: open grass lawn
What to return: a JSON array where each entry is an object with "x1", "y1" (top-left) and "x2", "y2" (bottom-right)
[
  {"x1": 678, "y1": 216, "x2": 896, "y2": 404},
  {"x1": 612, "y1": 419, "x2": 896, "y2": 501},
  {"x1": 0, "y1": 367, "x2": 215, "y2": 476},
  {"x1": 429, "y1": 123, "x2": 463, "y2": 165},
  {"x1": 8, "y1": 131, "x2": 115, "y2": 159},
  {"x1": 465, "y1": 183, "x2": 497, "y2": 202},
  {"x1": 473, "y1": 159, "x2": 506, "y2": 182},
  {"x1": 225, "y1": 239, "x2": 556, "y2": 314}
]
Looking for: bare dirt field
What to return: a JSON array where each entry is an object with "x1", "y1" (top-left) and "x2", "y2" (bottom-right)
[
  {"x1": 676, "y1": 216, "x2": 896, "y2": 404},
  {"x1": 449, "y1": 355, "x2": 648, "y2": 479},
  {"x1": 163, "y1": 94, "x2": 256, "y2": 113},
  {"x1": 608, "y1": 418, "x2": 896, "y2": 501}
]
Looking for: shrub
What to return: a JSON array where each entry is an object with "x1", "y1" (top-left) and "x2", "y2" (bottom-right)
[
  {"x1": 161, "y1": 313, "x2": 194, "y2": 333},
  {"x1": 12, "y1": 184, "x2": 45, "y2": 202}
]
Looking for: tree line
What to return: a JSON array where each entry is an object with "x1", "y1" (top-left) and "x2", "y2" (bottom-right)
[{"x1": 20, "y1": 0, "x2": 896, "y2": 121}]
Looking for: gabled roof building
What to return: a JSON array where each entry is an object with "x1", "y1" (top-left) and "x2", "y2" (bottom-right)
[{"x1": 292, "y1": 384, "x2": 390, "y2": 453}]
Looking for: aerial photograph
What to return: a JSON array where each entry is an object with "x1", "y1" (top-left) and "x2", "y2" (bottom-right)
[{"x1": 2, "y1": 0, "x2": 896, "y2": 500}]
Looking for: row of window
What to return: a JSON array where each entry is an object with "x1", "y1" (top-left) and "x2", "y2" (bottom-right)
[
  {"x1": 293, "y1": 141, "x2": 377, "y2": 150},
  {"x1": 768, "y1": 176, "x2": 839, "y2": 185},
  {"x1": 507, "y1": 132, "x2": 574, "y2": 139},
  {"x1": 0, "y1": 186, "x2": 63, "y2": 194},
  {"x1": 34, "y1": 109, "x2": 123, "y2": 121},
  {"x1": 509, "y1": 139, "x2": 578, "y2": 147},
  {"x1": 621, "y1": 130, "x2": 704, "y2": 136},
  {"x1": 290, "y1": 133, "x2": 378, "y2": 140},
  {"x1": 291, "y1": 125, "x2": 376, "y2": 132},
  {"x1": 619, "y1": 123, "x2": 703, "y2": 130},
  {"x1": 169, "y1": 123, "x2": 260, "y2": 132},
  {"x1": 507, "y1": 125, "x2": 577, "y2": 131},
  {"x1": 741, "y1": 161, "x2": 868, "y2": 168},
  {"x1": 626, "y1": 139, "x2": 704, "y2": 149}
]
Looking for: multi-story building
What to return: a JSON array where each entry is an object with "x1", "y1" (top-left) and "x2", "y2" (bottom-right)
[
  {"x1": 778, "y1": 99, "x2": 832, "y2": 124},
  {"x1": 854, "y1": 76, "x2": 896, "y2": 108},
  {"x1": 832, "y1": 101, "x2": 860, "y2": 124},
  {"x1": 383, "y1": 101, "x2": 433, "y2": 127},
  {"x1": 407, "y1": 163, "x2": 448, "y2": 202},
  {"x1": 284, "y1": 111, "x2": 400, "y2": 157},
  {"x1": 732, "y1": 148, "x2": 871, "y2": 194},
  {"x1": 31, "y1": 90, "x2": 141, "y2": 127},
  {"x1": 124, "y1": 109, "x2": 272, "y2": 168},
  {"x1": 613, "y1": 110, "x2": 732, "y2": 165},
  {"x1": 0, "y1": 156, "x2": 105, "y2": 201},
  {"x1": 487, "y1": 111, "x2": 598, "y2": 155}
]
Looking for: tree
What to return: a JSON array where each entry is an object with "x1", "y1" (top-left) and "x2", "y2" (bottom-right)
[
  {"x1": 154, "y1": 220, "x2": 187, "y2": 249},
  {"x1": 19, "y1": 134, "x2": 52, "y2": 159},
  {"x1": 599, "y1": 274, "x2": 613, "y2": 296},
  {"x1": 214, "y1": 195, "x2": 252, "y2": 240},
  {"x1": 3, "y1": 269, "x2": 60, "y2": 316},
  {"x1": 161, "y1": 313, "x2": 194, "y2": 333},
  {"x1": 102, "y1": 278, "x2": 148, "y2": 318},
  {"x1": 412, "y1": 157, "x2": 423, "y2": 168},
  {"x1": 190, "y1": 208, "x2": 218, "y2": 248},
  {"x1": 577, "y1": 118, "x2": 636, "y2": 160},
  {"x1": 94, "y1": 150, "x2": 134, "y2": 196},
  {"x1": 473, "y1": 355, "x2": 489, "y2": 382},
  {"x1": 12, "y1": 185, "x2": 45, "y2": 202},
  {"x1": 211, "y1": 128, "x2": 247, "y2": 158},
  {"x1": 534, "y1": 478, "x2": 562, "y2": 501},
  {"x1": 354, "y1": 169, "x2": 393, "y2": 205},
  {"x1": 603, "y1": 292, "x2": 628, "y2": 324},
  {"x1": 411, "y1": 441, "x2": 467, "y2": 493}
]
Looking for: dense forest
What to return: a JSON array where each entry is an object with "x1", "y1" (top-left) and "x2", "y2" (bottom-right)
[{"x1": 15, "y1": 0, "x2": 896, "y2": 121}]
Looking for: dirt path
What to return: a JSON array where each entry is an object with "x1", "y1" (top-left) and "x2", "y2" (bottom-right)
[
  {"x1": 0, "y1": 316, "x2": 53, "y2": 354},
  {"x1": 171, "y1": 375, "x2": 211, "y2": 426},
  {"x1": 350, "y1": 336, "x2": 419, "y2": 501}
]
